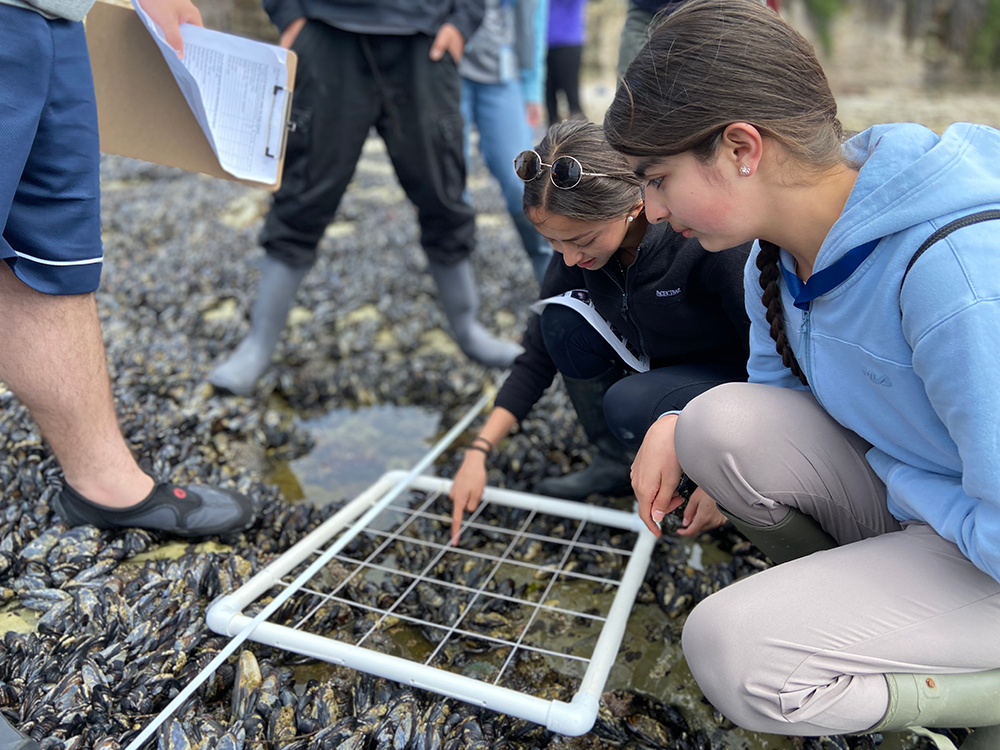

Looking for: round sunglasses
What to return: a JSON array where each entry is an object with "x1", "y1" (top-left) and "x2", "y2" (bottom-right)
[{"x1": 513, "y1": 150, "x2": 611, "y2": 190}]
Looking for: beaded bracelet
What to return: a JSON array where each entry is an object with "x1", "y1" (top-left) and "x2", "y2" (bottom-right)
[{"x1": 470, "y1": 436, "x2": 494, "y2": 451}]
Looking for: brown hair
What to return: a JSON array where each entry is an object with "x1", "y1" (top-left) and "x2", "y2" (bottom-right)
[
  {"x1": 757, "y1": 240, "x2": 808, "y2": 385},
  {"x1": 524, "y1": 119, "x2": 642, "y2": 223},
  {"x1": 603, "y1": 0, "x2": 848, "y2": 384}
]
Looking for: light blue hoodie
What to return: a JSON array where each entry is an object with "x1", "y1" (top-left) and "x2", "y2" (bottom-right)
[{"x1": 745, "y1": 122, "x2": 1000, "y2": 583}]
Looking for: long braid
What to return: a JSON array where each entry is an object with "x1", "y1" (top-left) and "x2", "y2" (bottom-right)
[{"x1": 756, "y1": 240, "x2": 809, "y2": 386}]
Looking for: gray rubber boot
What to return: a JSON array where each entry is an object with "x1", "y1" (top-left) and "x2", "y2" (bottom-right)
[
  {"x1": 535, "y1": 367, "x2": 634, "y2": 501},
  {"x1": 867, "y1": 670, "x2": 1000, "y2": 743},
  {"x1": 720, "y1": 507, "x2": 837, "y2": 565},
  {"x1": 208, "y1": 255, "x2": 310, "y2": 396},
  {"x1": 427, "y1": 258, "x2": 523, "y2": 368},
  {"x1": 0, "y1": 714, "x2": 39, "y2": 750}
]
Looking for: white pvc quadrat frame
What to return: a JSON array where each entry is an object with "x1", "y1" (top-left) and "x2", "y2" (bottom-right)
[{"x1": 207, "y1": 471, "x2": 657, "y2": 737}]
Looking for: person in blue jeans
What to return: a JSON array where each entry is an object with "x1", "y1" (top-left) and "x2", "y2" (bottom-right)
[{"x1": 460, "y1": 0, "x2": 553, "y2": 284}]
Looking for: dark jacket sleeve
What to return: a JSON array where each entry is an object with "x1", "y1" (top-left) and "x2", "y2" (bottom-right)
[
  {"x1": 494, "y1": 257, "x2": 585, "y2": 422},
  {"x1": 699, "y1": 242, "x2": 753, "y2": 356},
  {"x1": 447, "y1": 0, "x2": 486, "y2": 45},
  {"x1": 263, "y1": 0, "x2": 306, "y2": 33}
]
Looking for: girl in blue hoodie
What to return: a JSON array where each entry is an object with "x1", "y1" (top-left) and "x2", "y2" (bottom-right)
[{"x1": 604, "y1": 0, "x2": 1000, "y2": 744}]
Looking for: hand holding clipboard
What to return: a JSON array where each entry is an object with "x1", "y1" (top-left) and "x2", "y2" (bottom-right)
[{"x1": 85, "y1": 0, "x2": 296, "y2": 189}]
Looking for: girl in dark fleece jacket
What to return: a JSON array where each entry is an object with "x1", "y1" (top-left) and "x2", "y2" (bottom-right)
[{"x1": 449, "y1": 119, "x2": 751, "y2": 539}]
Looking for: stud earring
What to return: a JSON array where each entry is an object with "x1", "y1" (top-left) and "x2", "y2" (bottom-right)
[
  {"x1": 627, "y1": 215, "x2": 634, "y2": 223},
  {"x1": 739, "y1": 165, "x2": 751, "y2": 177}
]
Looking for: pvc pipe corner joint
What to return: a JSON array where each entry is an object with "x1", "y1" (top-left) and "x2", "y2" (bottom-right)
[
  {"x1": 205, "y1": 595, "x2": 243, "y2": 636},
  {"x1": 545, "y1": 693, "x2": 600, "y2": 736}
]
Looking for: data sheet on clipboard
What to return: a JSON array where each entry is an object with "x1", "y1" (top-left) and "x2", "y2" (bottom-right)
[{"x1": 131, "y1": 0, "x2": 290, "y2": 185}]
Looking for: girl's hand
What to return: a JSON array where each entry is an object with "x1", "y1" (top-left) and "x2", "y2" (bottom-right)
[
  {"x1": 676, "y1": 487, "x2": 727, "y2": 537},
  {"x1": 450, "y1": 452, "x2": 487, "y2": 543},
  {"x1": 631, "y1": 414, "x2": 685, "y2": 536}
]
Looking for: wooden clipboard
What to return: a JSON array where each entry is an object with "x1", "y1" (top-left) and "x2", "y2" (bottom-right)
[{"x1": 84, "y1": 0, "x2": 297, "y2": 190}]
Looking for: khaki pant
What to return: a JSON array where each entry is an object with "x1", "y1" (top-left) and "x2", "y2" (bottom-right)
[{"x1": 674, "y1": 383, "x2": 1000, "y2": 735}]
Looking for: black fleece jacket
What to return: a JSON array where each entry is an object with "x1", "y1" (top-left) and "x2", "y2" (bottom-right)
[
  {"x1": 496, "y1": 222, "x2": 751, "y2": 422},
  {"x1": 264, "y1": 0, "x2": 486, "y2": 43}
]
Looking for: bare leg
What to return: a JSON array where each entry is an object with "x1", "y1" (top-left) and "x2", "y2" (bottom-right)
[{"x1": 0, "y1": 262, "x2": 152, "y2": 507}]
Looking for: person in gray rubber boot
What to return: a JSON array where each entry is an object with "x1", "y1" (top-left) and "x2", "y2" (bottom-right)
[
  {"x1": 208, "y1": 0, "x2": 523, "y2": 397},
  {"x1": 448, "y1": 120, "x2": 750, "y2": 540}
]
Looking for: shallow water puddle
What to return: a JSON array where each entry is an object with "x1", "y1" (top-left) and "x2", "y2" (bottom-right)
[{"x1": 268, "y1": 404, "x2": 442, "y2": 506}]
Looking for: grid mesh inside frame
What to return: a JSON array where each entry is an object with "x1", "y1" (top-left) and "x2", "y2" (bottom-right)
[
  {"x1": 245, "y1": 482, "x2": 644, "y2": 696},
  {"x1": 206, "y1": 471, "x2": 657, "y2": 734}
]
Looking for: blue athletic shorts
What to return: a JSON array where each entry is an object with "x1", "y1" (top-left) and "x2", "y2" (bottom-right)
[{"x1": 0, "y1": 4, "x2": 103, "y2": 295}]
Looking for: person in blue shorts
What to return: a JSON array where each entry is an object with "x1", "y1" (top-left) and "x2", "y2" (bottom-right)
[{"x1": 0, "y1": 0, "x2": 255, "y2": 552}]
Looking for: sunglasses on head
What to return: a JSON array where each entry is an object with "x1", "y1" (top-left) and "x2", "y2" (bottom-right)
[{"x1": 513, "y1": 150, "x2": 611, "y2": 190}]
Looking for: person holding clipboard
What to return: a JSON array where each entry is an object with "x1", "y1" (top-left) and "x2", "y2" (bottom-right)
[
  {"x1": 0, "y1": 0, "x2": 256, "y2": 551},
  {"x1": 1, "y1": 0, "x2": 258, "y2": 743}
]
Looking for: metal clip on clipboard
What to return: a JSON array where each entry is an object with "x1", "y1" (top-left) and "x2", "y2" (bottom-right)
[{"x1": 265, "y1": 83, "x2": 294, "y2": 160}]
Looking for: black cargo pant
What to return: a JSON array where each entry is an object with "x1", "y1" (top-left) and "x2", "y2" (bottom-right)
[{"x1": 260, "y1": 21, "x2": 475, "y2": 267}]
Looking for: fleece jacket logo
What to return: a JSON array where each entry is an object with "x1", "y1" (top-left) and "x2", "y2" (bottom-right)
[{"x1": 864, "y1": 368, "x2": 892, "y2": 387}]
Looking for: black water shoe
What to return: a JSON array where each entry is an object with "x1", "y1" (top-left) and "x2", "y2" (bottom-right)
[
  {"x1": 52, "y1": 478, "x2": 255, "y2": 538},
  {"x1": 0, "y1": 714, "x2": 39, "y2": 750}
]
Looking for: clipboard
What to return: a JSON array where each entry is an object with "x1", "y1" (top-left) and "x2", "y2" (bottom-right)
[{"x1": 84, "y1": 0, "x2": 297, "y2": 191}]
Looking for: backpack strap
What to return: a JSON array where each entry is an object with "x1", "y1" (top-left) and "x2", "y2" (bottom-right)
[{"x1": 902, "y1": 210, "x2": 1000, "y2": 288}]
